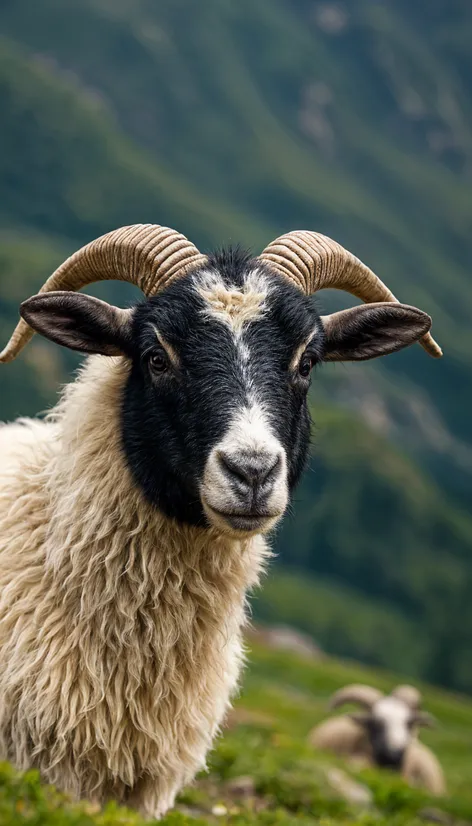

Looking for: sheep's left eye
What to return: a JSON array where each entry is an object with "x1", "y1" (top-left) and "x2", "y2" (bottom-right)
[
  {"x1": 298, "y1": 354, "x2": 313, "y2": 378},
  {"x1": 149, "y1": 351, "x2": 169, "y2": 374}
]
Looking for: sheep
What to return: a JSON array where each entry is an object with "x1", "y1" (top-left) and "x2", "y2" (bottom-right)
[
  {"x1": 0, "y1": 224, "x2": 441, "y2": 817},
  {"x1": 309, "y1": 683, "x2": 446, "y2": 795}
]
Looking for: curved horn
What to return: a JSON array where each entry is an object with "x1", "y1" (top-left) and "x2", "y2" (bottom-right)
[
  {"x1": 0, "y1": 224, "x2": 206, "y2": 363},
  {"x1": 258, "y1": 231, "x2": 442, "y2": 358},
  {"x1": 391, "y1": 685, "x2": 422, "y2": 710},
  {"x1": 329, "y1": 684, "x2": 384, "y2": 710}
]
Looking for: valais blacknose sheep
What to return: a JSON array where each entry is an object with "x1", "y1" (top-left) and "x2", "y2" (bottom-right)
[
  {"x1": 309, "y1": 684, "x2": 446, "y2": 795},
  {"x1": 0, "y1": 226, "x2": 442, "y2": 817}
]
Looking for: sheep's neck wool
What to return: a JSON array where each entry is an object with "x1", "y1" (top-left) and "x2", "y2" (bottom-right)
[{"x1": 0, "y1": 356, "x2": 269, "y2": 814}]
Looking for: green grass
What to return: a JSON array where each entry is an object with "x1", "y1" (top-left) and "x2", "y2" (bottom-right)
[{"x1": 2, "y1": 639, "x2": 471, "y2": 825}]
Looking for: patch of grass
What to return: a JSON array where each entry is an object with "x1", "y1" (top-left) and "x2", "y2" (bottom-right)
[{"x1": 1, "y1": 641, "x2": 471, "y2": 825}]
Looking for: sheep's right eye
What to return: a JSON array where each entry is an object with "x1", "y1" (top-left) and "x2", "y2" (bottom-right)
[
  {"x1": 148, "y1": 351, "x2": 169, "y2": 374},
  {"x1": 298, "y1": 354, "x2": 314, "y2": 378}
]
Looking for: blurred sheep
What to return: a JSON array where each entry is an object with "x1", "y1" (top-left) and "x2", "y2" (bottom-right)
[{"x1": 309, "y1": 683, "x2": 446, "y2": 795}]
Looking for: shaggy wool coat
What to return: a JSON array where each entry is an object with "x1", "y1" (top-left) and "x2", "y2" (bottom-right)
[{"x1": 0, "y1": 357, "x2": 269, "y2": 816}]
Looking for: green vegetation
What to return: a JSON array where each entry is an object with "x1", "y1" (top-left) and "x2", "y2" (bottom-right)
[
  {"x1": 0, "y1": 0, "x2": 471, "y2": 689},
  {"x1": 268, "y1": 405, "x2": 472, "y2": 689},
  {"x1": 1, "y1": 639, "x2": 472, "y2": 825}
]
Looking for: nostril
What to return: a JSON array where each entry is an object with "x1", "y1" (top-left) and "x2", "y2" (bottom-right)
[
  {"x1": 218, "y1": 453, "x2": 248, "y2": 486},
  {"x1": 261, "y1": 454, "x2": 281, "y2": 487},
  {"x1": 218, "y1": 451, "x2": 282, "y2": 491}
]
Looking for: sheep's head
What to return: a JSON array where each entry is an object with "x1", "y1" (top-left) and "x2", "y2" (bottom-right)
[
  {"x1": 330, "y1": 683, "x2": 435, "y2": 769},
  {"x1": 0, "y1": 225, "x2": 441, "y2": 537}
]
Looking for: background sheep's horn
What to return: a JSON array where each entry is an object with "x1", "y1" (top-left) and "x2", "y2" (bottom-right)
[
  {"x1": 0, "y1": 224, "x2": 207, "y2": 363},
  {"x1": 391, "y1": 684, "x2": 422, "y2": 709},
  {"x1": 329, "y1": 684, "x2": 384, "y2": 710},
  {"x1": 258, "y1": 230, "x2": 442, "y2": 358}
]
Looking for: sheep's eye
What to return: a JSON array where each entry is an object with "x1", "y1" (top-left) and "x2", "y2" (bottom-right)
[
  {"x1": 298, "y1": 353, "x2": 314, "y2": 378},
  {"x1": 148, "y1": 351, "x2": 169, "y2": 374}
]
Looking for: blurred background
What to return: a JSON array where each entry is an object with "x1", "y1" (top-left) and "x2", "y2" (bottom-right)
[{"x1": 0, "y1": 0, "x2": 470, "y2": 692}]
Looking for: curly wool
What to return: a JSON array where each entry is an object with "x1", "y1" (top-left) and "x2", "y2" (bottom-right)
[{"x1": 0, "y1": 357, "x2": 269, "y2": 817}]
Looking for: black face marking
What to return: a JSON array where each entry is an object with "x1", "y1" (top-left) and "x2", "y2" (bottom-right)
[
  {"x1": 121, "y1": 248, "x2": 323, "y2": 527},
  {"x1": 365, "y1": 718, "x2": 406, "y2": 771}
]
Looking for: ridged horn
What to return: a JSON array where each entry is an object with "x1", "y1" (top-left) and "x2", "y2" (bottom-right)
[
  {"x1": 391, "y1": 685, "x2": 422, "y2": 709},
  {"x1": 0, "y1": 224, "x2": 207, "y2": 363},
  {"x1": 259, "y1": 231, "x2": 442, "y2": 358},
  {"x1": 329, "y1": 684, "x2": 384, "y2": 710}
]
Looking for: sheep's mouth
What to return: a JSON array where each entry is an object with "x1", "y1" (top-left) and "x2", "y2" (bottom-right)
[{"x1": 202, "y1": 501, "x2": 281, "y2": 535}]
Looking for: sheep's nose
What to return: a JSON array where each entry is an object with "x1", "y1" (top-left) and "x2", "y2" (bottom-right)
[
  {"x1": 218, "y1": 451, "x2": 282, "y2": 506},
  {"x1": 376, "y1": 747, "x2": 405, "y2": 769}
]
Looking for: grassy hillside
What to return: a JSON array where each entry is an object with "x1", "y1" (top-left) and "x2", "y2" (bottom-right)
[{"x1": 2, "y1": 637, "x2": 472, "y2": 825}]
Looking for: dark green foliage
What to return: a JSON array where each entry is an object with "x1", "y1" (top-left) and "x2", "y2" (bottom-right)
[
  {"x1": 266, "y1": 406, "x2": 472, "y2": 688},
  {"x1": 253, "y1": 571, "x2": 433, "y2": 677}
]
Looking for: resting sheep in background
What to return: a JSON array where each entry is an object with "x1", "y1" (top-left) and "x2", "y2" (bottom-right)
[
  {"x1": 309, "y1": 683, "x2": 446, "y2": 795},
  {"x1": 0, "y1": 225, "x2": 442, "y2": 817}
]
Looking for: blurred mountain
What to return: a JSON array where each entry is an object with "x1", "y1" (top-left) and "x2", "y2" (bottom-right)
[
  {"x1": 259, "y1": 405, "x2": 472, "y2": 690},
  {"x1": 0, "y1": 1, "x2": 470, "y2": 687}
]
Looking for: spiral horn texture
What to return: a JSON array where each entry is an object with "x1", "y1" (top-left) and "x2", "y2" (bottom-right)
[
  {"x1": 0, "y1": 224, "x2": 207, "y2": 363},
  {"x1": 259, "y1": 231, "x2": 442, "y2": 358}
]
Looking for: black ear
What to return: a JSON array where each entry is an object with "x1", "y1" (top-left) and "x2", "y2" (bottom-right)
[
  {"x1": 413, "y1": 711, "x2": 437, "y2": 729},
  {"x1": 322, "y1": 303, "x2": 432, "y2": 362},
  {"x1": 20, "y1": 292, "x2": 133, "y2": 356}
]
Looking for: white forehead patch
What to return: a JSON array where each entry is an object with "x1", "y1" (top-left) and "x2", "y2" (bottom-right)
[
  {"x1": 374, "y1": 697, "x2": 411, "y2": 750},
  {"x1": 195, "y1": 268, "x2": 270, "y2": 334}
]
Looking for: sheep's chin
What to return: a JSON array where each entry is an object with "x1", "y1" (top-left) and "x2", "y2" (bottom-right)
[{"x1": 201, "y1": 499, "x2": 282, "y2": 538}]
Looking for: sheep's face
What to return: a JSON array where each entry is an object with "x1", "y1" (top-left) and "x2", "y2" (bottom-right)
[
  {"x1": 354, "y1": 697, "x2": 429, "y2": 769},
  {"x1": 20, "y1": 247, "x2": 432, "y2": 537},
  {"x1": 122, "y1": 249, "x2": 321, "y2": 535}
]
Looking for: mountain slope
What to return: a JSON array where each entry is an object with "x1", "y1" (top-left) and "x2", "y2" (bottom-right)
[
  {"x1": 0, "y1": 35, "x2": 276, "y2": 250},
  {"x1": 0, "y1": 33, "x2": 273, "y2": 413},
  {"x1": 261, "y1": 403, "x2": 472, "y2": 690}
]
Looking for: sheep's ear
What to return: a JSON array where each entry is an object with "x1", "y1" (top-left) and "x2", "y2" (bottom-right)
[
  {"x1": 348, "y1": 712, "x2": 372, "y2": 729},
  {"x1": 413, "y1": 711, "x2": 437, "y2": 729},
  {"x1": 322, "y1": 303, "x2": 432, "y2": 362},
  {"x1": 20, "y1": 292, "x2": 133, "y2": 357}
]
